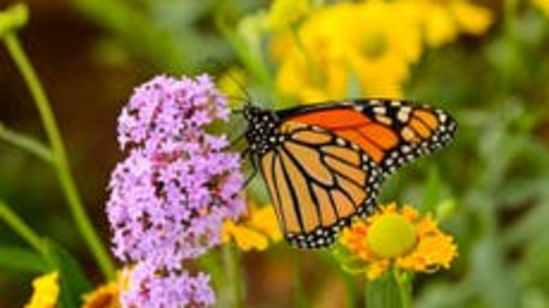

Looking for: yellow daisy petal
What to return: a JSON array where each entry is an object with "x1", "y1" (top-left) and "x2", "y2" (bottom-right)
[
  {"x1": 366, "y1": 259, "x2": 391, "y2": 281},
  {"x1": 533, "y1": 0, "x2": 549, "y2": 16},
  {"x1": 222, "y1": 201, "x2": 282, "y2": 251},
  {"x1": 249, "y1": 205, "x2": 283, "y2": 242},
  {"x1": 450, "y1": 2, "x2": 493, "y2": 35},
  {"x1": 272, "y1": 1, "x2": 422, "y2": 103},
  {"x1": 423, "y1": 5, "x2": 458, "y2": 47},
  {"x1": 25, "y1": 272, "x2": 59, "y2": 308},
  {"x1": 82, "y1": 281, "x2": 120, "y2": 308},
  {"x1": 339, "y1": 203, "x2": 458, "y2": 281}
]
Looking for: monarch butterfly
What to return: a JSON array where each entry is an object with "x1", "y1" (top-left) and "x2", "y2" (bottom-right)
[{"x1": 242, "y1": 99, "x2": 457, "y2": 249}]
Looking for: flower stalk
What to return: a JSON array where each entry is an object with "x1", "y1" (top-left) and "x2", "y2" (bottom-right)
[
  {"x1": 394, "y1": 269, "x2": 412, "y2": 308},
  {"x1": 0, "y1": 3, "x2": 115, "y2": 279},
  {"x1": 224, "y1": 243, "x2": 245, "y2": 308},
  {"x1": 0, "y1": 200, "x2": 45, "y2": 254},
  {"x1": 0, "y1": 122, "x2": 53, "y2": 163}
]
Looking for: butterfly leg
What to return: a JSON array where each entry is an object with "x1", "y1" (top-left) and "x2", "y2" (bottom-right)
[
  {"x1": 227, "y1": 131, "x2": 247, "y2": 149},
  {"x1": 243, "y1": 167, "x2": 257, "y2": 188}
]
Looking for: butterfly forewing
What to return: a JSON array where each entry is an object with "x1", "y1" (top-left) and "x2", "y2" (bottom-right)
[{"x1": 281, "y1": 99, "x2": 457, "y2": 177}]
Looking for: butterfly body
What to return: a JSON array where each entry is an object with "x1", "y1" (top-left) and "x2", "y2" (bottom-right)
[
  {"x1": 244, "y1": 106, "x2": 281, "y2": 155},
  {"x1": 243, "y1": 99, "x2": 457, "y2": 249}
]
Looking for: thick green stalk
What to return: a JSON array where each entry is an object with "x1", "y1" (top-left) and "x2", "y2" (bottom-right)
[
  {"x1": 0, "y1": 122, "x2": 53, "y2": 163},
  {"x1": 394, "y1": 269, "x2": 412, "y2": 308},
  {"x1": 1, "y1": 32, "x2": 115, "y2": 279},
  {"x1": 224, "y1": 243, "x2": 244, "y2": 308},
  {"x1": 0, "y1": 200, "x2": 45, "y2": 254}
]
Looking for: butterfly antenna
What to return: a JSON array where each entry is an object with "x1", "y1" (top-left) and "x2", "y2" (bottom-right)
[
  {"x1": 242, "y1": 150, "x2": 258, "y2": 188},
  {"x1": 224, "y1": 68, "x2": 253, "y2": 107}
]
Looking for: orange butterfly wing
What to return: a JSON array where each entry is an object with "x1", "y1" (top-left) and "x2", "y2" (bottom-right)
[
  {"x1": 259, "y1": 124, "x2": 381, "y2": 248},
  {"x1": 282, "y1": 99, "x2": 457, "y2": 176}
]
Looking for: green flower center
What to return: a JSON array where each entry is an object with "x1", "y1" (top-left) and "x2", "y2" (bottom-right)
[
  {"x1": 361, "y1": 31, "x2": 388, "y2": 59},
  {"x1": 367, "y1": 213, "x2": 417, "y2": 258}
]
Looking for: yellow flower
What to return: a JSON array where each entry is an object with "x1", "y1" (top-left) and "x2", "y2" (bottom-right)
[
  {"x1": 82, "y1": 281, "x2": 120, "y2": 308},
  {"x1": 410, "y1": 0, "x2": 493, "y2": 47},
  {"x1": 222, "y1": 201, "x2": 282, "y2": 251},
  {"x1": 268, "y1": 0, "x2": 312, "y2": 31},
  {"x1": 25, "y1": 272, "x2": 59, "y2": 308},
  {"x1": 336, "y1": 2, "x2": 422, "y2": 97},
  {"x1": 533, "y1": 0, "x2": 549, "y2": 16},
  {"x1": 217, "y1": 67, "x2": 248, "y2": 107},
  {"x1": 272, "y1": 1, "x2": 422, "y2": 102},
  {"x1": 339, "y1": 203, "x2": 457, "y2": 281}
]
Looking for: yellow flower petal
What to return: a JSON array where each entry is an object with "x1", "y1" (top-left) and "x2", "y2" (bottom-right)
[
  {"x1": 249, "y1": 204, "x2": 283, "y2": 242},
  {"x1": 451, "y1": 2, "x2": 493, "y2": 35},
  {"x1": 423, "y1": 5, "x2": 458, "y2": 47},
  {"x1": 272, "y1": 1, "x2": 422, "y2": 102},
  {"x1": 82, "y1": 281, "x2": 120, "y2": 308},
  {"x1": 222, "y1": 201, "x2": 282, "y2": 251},
  {"x1": 217, "y1": 67, "x2": 247, "y2": 107},
  {"x1": 366, "y1": 259, "x2": 391, "y2": 281},
  {"x1": 533, "y1": 0, "x2": 549, "y2": 16},
  {"x1": 339, "y1": 203, "x2": 458, "y2": 281},
  {"x1": 25, "y1": 272, "x2": 59, "y2": 308}
]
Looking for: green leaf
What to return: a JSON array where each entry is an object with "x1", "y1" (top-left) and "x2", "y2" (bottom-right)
[
  {"x1": 216, "y1": 13, "x2": 273, "y2": 89},
  {"x1": 366, "y1": 270, "x2": 404, "y2": 308},
  {"x1": 471, "y1": 237, "x2": 520, "y2": 308},
  {"x1": 419, "y1": 166, "x2": 442, "y2": 214},
  {"x1": 503, "y1": 201, "x2": 549, "y2": 247},
  {"x1": 0, "y1": 246, "x2": 50, "y2": 272},
  {"x1": 43, "y1": 240, "x2": 92, "y2": 308}
]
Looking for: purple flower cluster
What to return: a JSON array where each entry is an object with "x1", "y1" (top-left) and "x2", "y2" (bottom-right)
[{"x1": 106, "y1": 75, "x2": 244, "y2": 307}]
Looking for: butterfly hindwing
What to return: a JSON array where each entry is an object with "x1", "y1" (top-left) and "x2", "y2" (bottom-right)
[{"x1": 259, "y1": 123, "x2": 382, "y2": 248}]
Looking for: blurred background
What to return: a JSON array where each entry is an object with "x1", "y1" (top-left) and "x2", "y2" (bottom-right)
[{"x1": 1, "y1": 0, "x2": 548, "y2": 307}]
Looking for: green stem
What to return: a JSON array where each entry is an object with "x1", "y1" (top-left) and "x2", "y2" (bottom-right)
[
  {"x1": 394, "y1": 269, "x2": 412, "y2": 308},
  {"x1": 341, "y1": 267, "x2": 358, "y2": 308},
  {"x1": 292, "y1": 250, "x2": 308, "y2": 308},
  {"x1": 0, "y1": 200, "x2": 45, "y2": 254},
  {"x1": 0, "y1": 122, "x2": 53, "y2": 163},
  {"x1": 1, "y1": 32, "x2": 115, "y2": 279},
  {"x1": 224, "y1": 243, "x2": 244, "y2": 308},
  {"x1": 503, "y1": 0, "x2": 517, "y2": 36}
]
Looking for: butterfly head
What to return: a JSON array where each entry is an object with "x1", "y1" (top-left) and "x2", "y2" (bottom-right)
[{"x1": 243, "y1": 105, "x2": 280, "y2": 154}]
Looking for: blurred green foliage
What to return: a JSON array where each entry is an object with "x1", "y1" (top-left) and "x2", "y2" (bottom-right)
[{"x1": 1, "y1": 0, "x2": 549, "y2": 307}]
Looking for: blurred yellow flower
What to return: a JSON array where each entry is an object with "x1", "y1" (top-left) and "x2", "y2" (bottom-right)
[
  {"x1": 82, "y1": 281, "x2": 120, "y2": 308},
  {"x1": 411, "y1": 0, "x2": 493, "y2": 47},
  {"x1": 272, "y1": 1, "x2": 422, "y2": 102},
  {"x1": 25, "y1": 272, "x2": 59, "y2": 308},
  {"x1": 533, "y1": 0, "x2": 549, "y2": 16},
  {"x1": 222, "y1": 201, "x2": 282, "y2": 251},
  {"x1": 217, "y1": 67, "x2": 248, "y2": 107},
  {"x1": 268, "y1": 0, "x2": 312, "y2": 31},
  {"x1": 339, "y1": 203, "x2": 457, "y2": 281},
  {"x1": 338, "y1": 2, "x2": 422, "y2": 97}
]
